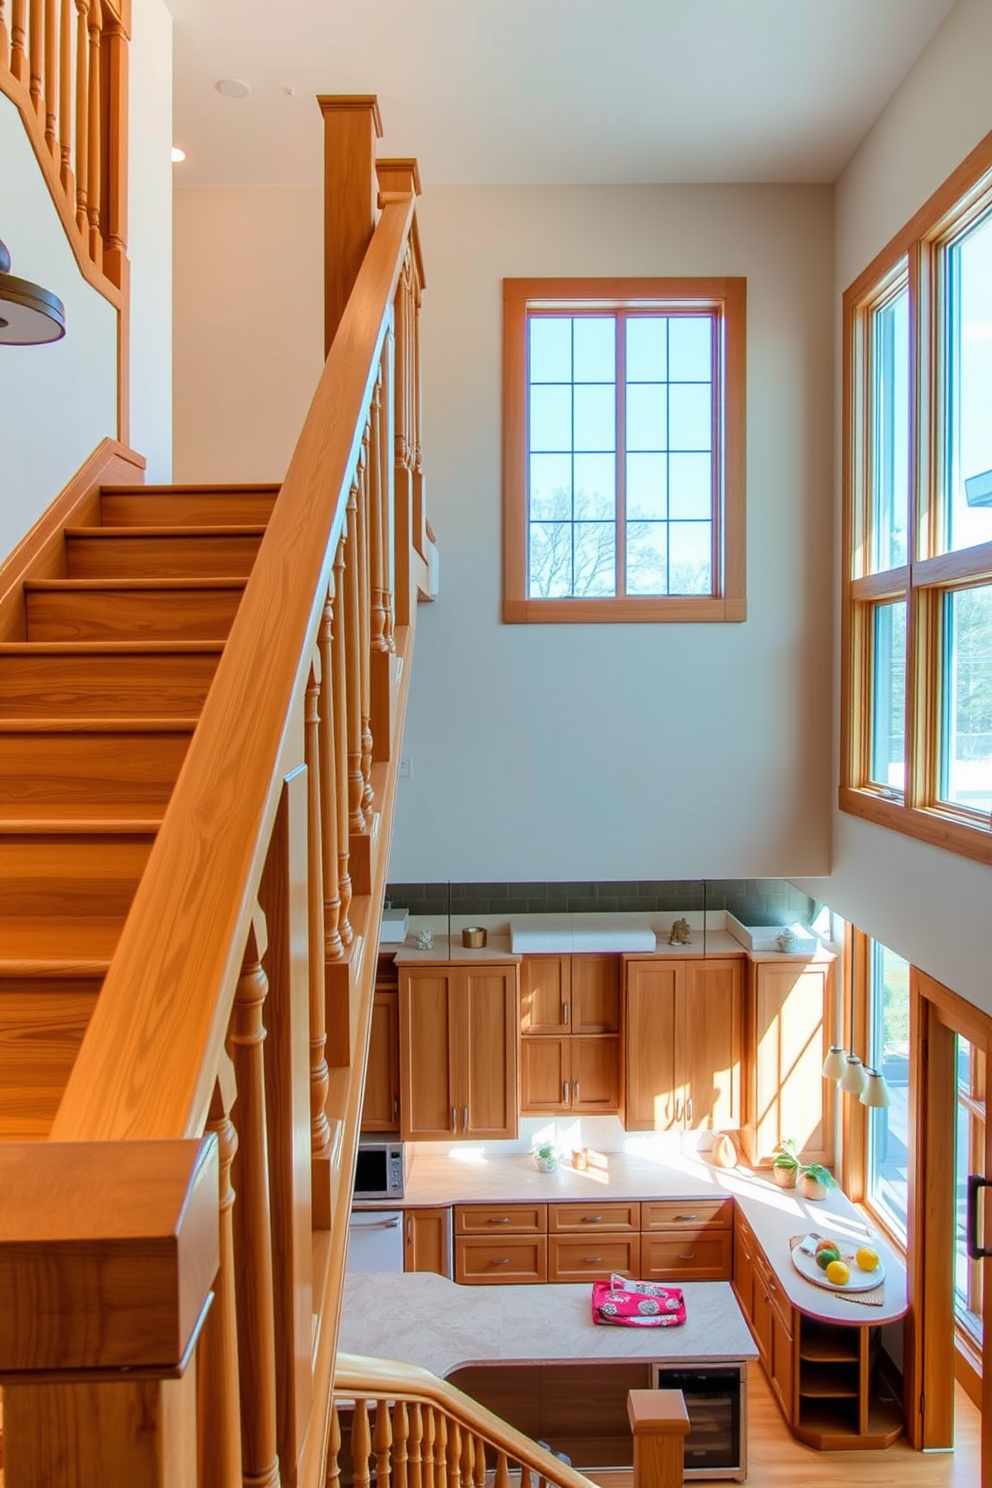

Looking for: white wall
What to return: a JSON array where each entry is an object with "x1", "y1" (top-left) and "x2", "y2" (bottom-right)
[
  {"x1": 793, "y1": 0, "x2": 992, "y2": 1015},
  {"x1": 172, "y1": 186, "x2": 324, "y2": 482},
  {"x1": 128, "y1": 0, "x2": 173, "y2": 481},
  {"x1": 391, "y1": 184, "x2": 836, "y2": 882},
  {"x1": 0, "y1": 93, "x2": 117, "y2": 557}
]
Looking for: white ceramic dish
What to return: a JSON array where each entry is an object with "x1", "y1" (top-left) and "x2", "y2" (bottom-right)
[{"x1": 790, "y1": 1238, "x2": 885, "y2": 1293}]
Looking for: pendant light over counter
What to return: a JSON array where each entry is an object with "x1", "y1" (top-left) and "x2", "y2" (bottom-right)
[
  {"x1": 822, "y1": 1017, "x2": 891, "y2": 1107},
  {"x1": 0, "y1": 238, "x2": 66, "y2": 345}
]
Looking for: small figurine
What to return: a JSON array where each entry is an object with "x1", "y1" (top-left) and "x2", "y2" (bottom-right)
[
  {"x1": 668, "y1": 917, "x2": 692, "y2": 946},
  {"x1": 415, "y1": 929, "x2": 434, "y2": 950}
]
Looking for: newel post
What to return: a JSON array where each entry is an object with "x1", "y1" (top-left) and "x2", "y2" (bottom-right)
[
  {"x1": 318, "y1": 93, "x2": 383, "y2": 352},
  {"x1": 627, "y1": 1389, "x2": 690, "y2": 1488}
]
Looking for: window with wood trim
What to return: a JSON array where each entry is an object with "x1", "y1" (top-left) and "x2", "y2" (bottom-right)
[
  {"x1": 842, "y1": 130, "x2": 992, "y2": 861},
  {"x1": 502, "y1": 278, "x2": 746, "y2": 624}
]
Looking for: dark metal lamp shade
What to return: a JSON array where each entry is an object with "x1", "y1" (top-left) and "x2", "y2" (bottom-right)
[{"x1": 0, "y1": 238, "x2": 66, "y2": 345}]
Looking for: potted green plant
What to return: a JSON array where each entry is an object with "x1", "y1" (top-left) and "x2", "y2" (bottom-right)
[
  {"x1": 800, "y1": 1162, "x2": 837, "y2": 1201},
  {"x1": 533, "y1": 1143, "x2": 557, "y2": 1174},
  {"x1": 771, "y1": 1138, "x2": 800, "y2": 1188}
]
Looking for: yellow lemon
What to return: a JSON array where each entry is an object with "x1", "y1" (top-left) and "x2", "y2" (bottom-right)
[
  {"x1": 856, "y1": 1246, "x2": 880, "y2": 1273},
  {"x1": 826, "y1": 1259, "x2": 850, "y2": 1286}
]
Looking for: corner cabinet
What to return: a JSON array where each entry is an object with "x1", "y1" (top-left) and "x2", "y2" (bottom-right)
[
  {"x1": 519, "y1": 954, "x2": 621, "y2": 1115},
  {"x1": 741, "y1": 955, "x2": 835, "y2": 1168},
  {"x1": 624, "y1": 957, "x2": 743, "y2": 1131},
  {"x1": 399, "y1": 963, "x2": 519, "y2": 1140}
]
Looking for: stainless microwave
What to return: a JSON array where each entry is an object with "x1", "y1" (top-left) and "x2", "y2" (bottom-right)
[{"x1": 354, "y1": 1138, "x2": 406, "y2": 1200}]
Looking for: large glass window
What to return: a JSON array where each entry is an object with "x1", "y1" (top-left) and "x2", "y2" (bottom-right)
[
  {"x1": 503, "y1": 279, "x2": 746, "y2": 624},
  {"x1": 955, "y1": 1038, "x2": 985, "y2": 1346},
  {"x1": 939, "y1": 585, "x2": 992, "y2": 814},
  {"x1": 870, "y1": 600, "x2": 906, "y2": 793},
  {"x1": 866, "y1": 939, "x2": 910, "y2": 1243},
  {"x1": 945, "y1": 211, "x2": 992, "y2": 555},
  {"x1": 871, "y1": 284, "x2": 910, "y2": 573}
]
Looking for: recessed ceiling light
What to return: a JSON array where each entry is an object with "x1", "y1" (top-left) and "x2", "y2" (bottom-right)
[
  {"x1": 216, "y1": 78, "x2": 251, "y2": 99},
  {"x1": 171, "y1": 146, "x2": 186, "y2": 163}
]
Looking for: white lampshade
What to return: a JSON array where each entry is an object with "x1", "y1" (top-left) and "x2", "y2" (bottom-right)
[
  {"x1": 822, "y1": 1045, "x2": 847, "y2": 1081},
  {"x1": 861, "y1": 1069, "x2": 891, "y2": 1108},
  {"x1": 840, "y1": 1054, "x2": 868, "y2": 1097}
]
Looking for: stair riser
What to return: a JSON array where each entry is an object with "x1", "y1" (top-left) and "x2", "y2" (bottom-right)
[
  {"x1": 0, "y1": 983, "x2": 100, "y2": 1140},
  {"x1": 0, "y1": 733, "x2": 191, "y2": 806},
  {"x1": 0, "y1": 652, "x2": 220, "y2": 718},
  {"x1": 0, "y1": 837, "x2": 154, "y2": 915},
  {"x1": 66, "y1": 532, "x2": 263, "y2": 580},
  {"x1": 25, "y1": 587, "x2": 244, "y2": 641},
  {"x1": 101, "y1": 491, "x2": 278, "y2": 526}
]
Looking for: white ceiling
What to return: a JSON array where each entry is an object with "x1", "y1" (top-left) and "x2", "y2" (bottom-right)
[{"x1": 168, "y1": 0, "x2": 958, "y2": 189}]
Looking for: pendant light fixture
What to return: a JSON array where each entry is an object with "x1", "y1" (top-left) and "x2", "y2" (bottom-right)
[
  {"x1": 0, "y1": 238, "x2": 66, "y2": 345},
  {"x1": 822, "y1": 962, "x2": 890, "y2": 1106}
]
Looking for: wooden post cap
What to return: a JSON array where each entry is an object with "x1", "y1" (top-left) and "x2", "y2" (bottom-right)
[
  {"x1": 316, "y1": 94, "x2": 384, "y2": 136},
  {"x1": 376, "y1": 159, "x2": 422, "y2": 197},
  {"x1": 627, "y1": 1389, "x2": 692, "y2": 1436},
  {"x1": 0, "y1": 1136, "x2": 219, "y2": 1377}
]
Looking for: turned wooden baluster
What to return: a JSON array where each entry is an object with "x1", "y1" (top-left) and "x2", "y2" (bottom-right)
[
  {"x1": 317, "y1": 587, "x2": 343, "y2": 958},
  {"x1": 10, "y1": 0, "x2": 26, "y2": 79},
  {"x1": 197, "y1": 1060, "x2": 243, "y2": 1488},
  {"x1": 378, "y1": 343, "x2": 396, "y2": 652},
  {"x1": 85, "y1": 0, "x2": 102, "y2": 265},
  {"x1": 227, "y1": 909, "x2": 281, "y2": 1488},
  {"x1": 369, "y1": 376, "x2": 389, "y2": 656},
  {"x1": 100, "y1": 1, "x2": 128, "y2": 288},
  {"x1": 58, "y1": 0, "x2": 73, "y2": 195},
  {"x1": 446, "y1": 1420, "x2": 461, "y2": 1488},
  {"x1": 408, "y1": 1404, "x2": 424, "y2": 1488},
  {"x1": 326, "y1": 1402, "x2": 342, "y2": 1488},
  {"x1": 373, "y1": 1398, "x2": 393, "y2": 1488},
  {"x1": 459, "y1": 1427, "x2": 473, "y2": 1488},
  {"x1": 0, "y1": 1, "x2": 9, "y2": 66},
  {"x1": 494, "y1": 1453, "x2": 511, "y2": 1488},
  {"x1": 422, "y1": 1405, "x2": 437, "y2": 1488},
  {"x1": 73, "y1": 0, "x2": 88, "y2": 233},
  {"x1": 27, "y1": 0, "x2": 42, "y2": 115},
  {"x1": 352, "y1": 1400, "x2": 372, "y2": 1488},
  {"x1": 305, "y1": 657, "x2": 331, "y2": 1160},
  {"x1": 43, "y1": 0, "x2": 57, "y2": 151},
  {"x1": 411, "y1": 262, "x2": 427, "y2": 559},
  {"x1": 434, "y1": 1413, "x2": 448, "y2": 1488},
  {"x1": 331, "y1": 531, "x2": 353, "y2": 944},
  {"x1": 356, "y1": 434, "x2": 374, "y2": 823},
  {"x1": 393, "y1": 1399, "x2": 410, "y2": 1488},
  {"x1": 472, "y1": 1435, "x2": 486, "y2": 1488},
  {"x1": 345, "y1": 480, "x2": 365, "y2": 835},
  {"x1": 391, "y1": 257, "x2": 416, "y2": 630}
]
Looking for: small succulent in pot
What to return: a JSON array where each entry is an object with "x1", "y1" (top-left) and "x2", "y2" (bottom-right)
[
  {"x1": 771, "y1": 1138, "x2": 800, "y2": 1188},
  {"x1": 534, "y1": 1143, "x2": 558, "y2": 1174},
  {"x1": 800, "y1": 1162, "x2": 837, "y2": 1201}
]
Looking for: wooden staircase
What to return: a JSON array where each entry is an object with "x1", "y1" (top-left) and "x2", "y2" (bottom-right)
[{"x1": 0, "y1": 481, "x2": 279, "y2": 1143}]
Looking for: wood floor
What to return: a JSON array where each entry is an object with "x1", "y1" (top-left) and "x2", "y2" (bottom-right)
[{"x1": 585, "y1": 1364, "x2": 980, "y2": 1488}]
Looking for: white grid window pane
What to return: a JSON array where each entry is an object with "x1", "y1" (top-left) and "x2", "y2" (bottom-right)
[
  {"x1": 573, "y1": 317, "x2": 615, "y2": 382},
  {"x1": 668, "y1": 317, "x2": 712, "y2": 381},
  {"x1": 668, "y1": 522, "x2": 712, "y2": 594},
  {"x1": 529, "y1": 317, "x2": 572, "y2": 383},
  {"x1": 669, "y1": 383, "x2": 713, "y2": 452},
  {"x1": 627, "y1": 384, "x2": 668, "y2": 452},
  {"x1": 573, "y1": 454, "x2": 615, "y2": 521},
  {"x1": 626, "y1": 317, "x2": 668, "y2": 381},
  {"x1": 574, "y1": 384, "x2": 615, "y2": 452},
  {"x1": 530, "y1": 385, "x2": 572, "y2": 452},
  {"x1": 627, "y1": 522, "x2": 668, "y2": 595},
  {"x1": 626, "y1": 453, "x2": 668, "y2": 520},
  {"x1": 529, "y1": 454, "x2": 572, "y2": 521}
]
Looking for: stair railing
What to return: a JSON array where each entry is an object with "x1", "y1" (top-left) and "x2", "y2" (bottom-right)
[
  {"x1": 0, "y1": 99, "x2": 432, "y2": 1488},
  {"x1": 0, "y1": 0, "x2": 129, "y2": 298}
]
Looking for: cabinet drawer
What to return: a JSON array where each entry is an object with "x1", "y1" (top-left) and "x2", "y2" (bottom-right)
[
  {"x1": 549, "y1": 1201, "x2": 639, "y2": 1233},
  {"x1": 641, "y1": 1198, "x2": 732, "y2": 1231},
  {"x1": 455, "y1": 1237, "x2": 547, "y2": 1284},
  {"x1": 641, "y1": 1230, "x2": 732, "y2": 1281},
  {"x1": 455, "y1": 1203, "x2": 547, "y2": 1236},
  {"x1": 754, "y1": 1246, "x2": 792, "y2": 1330},
  {"x1": 548, "y1": 1234, "x2": 640, "y2": 1282}
]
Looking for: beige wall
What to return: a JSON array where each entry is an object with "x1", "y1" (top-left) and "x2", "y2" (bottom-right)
[
  {"x1": 172, "y1": 186, "x2": 324, "y2": 483},
  {"x1": 793, "y1": 0, "x2": 992, "y2": 1015}
]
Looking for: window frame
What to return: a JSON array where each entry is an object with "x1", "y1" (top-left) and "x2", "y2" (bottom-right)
[
  {"x1": 841, "y1": 128, "x2": 992, "y2": 863},
  {"x1": 502, "y1": 276, "x2": 747, "y2": 624}
]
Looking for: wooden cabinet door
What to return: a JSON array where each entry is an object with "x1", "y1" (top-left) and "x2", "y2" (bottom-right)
[
  {"x1": 520, "y1": 955, "x2": 569, "y2": 1033},
  {"x1": 733, "y1": 1214, "x2": 756, "y2": 1324},
  {"x1": 361, "y1": 989, "x2": 400, "y2": 1131},
  {"x1": 461, "y1": 966, "x2": 518, "y2": 1139},
  {"x1": 681, "y1": 959, "x2": 742, "y2": 1131},
  {"x1": 570, "y1": 956, "x2": 620, "y2": 1033},
  {"x1": 520, "y1": 1037, "x2": 570, "y2": 1113},
  {"x1": 399, "y1": 968, "x2": 456, "y2": 1138},
  {"x1": 570, "y1": 1036, "x2": 621, "y2": 1113},
  {"x1": 750, "y1": 960, "x2": 834, "y2": 1166},
  {"x1": 624, "y1": 960, "x2": 679, "y2": 1130},
  {"x1": 404, "y1": 1207, "x2": 451, "y2": 1277},
  {"x1": 769, "y1": 1299, "x2": 795, "y2": 1423}
]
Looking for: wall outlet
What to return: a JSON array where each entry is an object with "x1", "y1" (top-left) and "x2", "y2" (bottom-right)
[{"x1": 399, "y1": 756, "x2": 412, "y2": 779}]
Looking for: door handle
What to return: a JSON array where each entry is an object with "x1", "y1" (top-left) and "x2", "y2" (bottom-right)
[
  {"x1": 686, "y1": 1097, "x2": 693, "y2": 1124},
  {"x1": 452, "y1": 1106, "x2": 457, "y2": 1132},
  {"x1": 563, "y1": 1001, "x2": 569, "y2": 1025},
  {"x1": 393, "y1": 1096, "x2": 399, "y2": 1120},
  {"x1": 574, "y1": 1081, "x2": 580, "y2": 1105},
  {"x1": 350, "y1": 1216, "x2": 402, "y2": 1231},
  {"x1": 462, "y1": 1106, "x2": 468, "y2": 1131},
  {"x1": 967, "y1": 1175, "x2": 992, "y2": 1258},
  {"x1": 563, "y1": 1081, "x2": 570, "y2": 1105}
]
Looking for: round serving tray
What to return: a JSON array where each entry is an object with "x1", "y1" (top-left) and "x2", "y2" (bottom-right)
[{"x1": 790, "y1": 1239, "x2": 885, "y2": 1293}]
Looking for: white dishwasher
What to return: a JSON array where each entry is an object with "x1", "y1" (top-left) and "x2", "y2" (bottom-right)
[{"x1": 346, "y1": 1208, "x2": 404, "y2": 1272}]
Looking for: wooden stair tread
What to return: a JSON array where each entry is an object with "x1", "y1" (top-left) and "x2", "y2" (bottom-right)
[
  {"x1": 64, "y1": 524, "x2": 268, "y2": 538},
  {"x1": 0, "y1": 915, "x2": 124, "y2": 966},
  {"x1": 25, "y1": 577, "x2": 247, "y2": 591},
  {"x1": 0, "y1": 641, "x2": 225, "y2": 656},
  {"x1": 0, "y1": 805, "x2": 163, "y2": 830},
  {"x1": 107, "y1": 483, "x2": 280, "y2": 495},
  {"x1": 0, "y1": 716, "x2": 198, "y2": 733}
]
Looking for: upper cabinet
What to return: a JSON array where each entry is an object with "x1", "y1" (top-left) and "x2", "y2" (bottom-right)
[
  {"x1": 519, "y1": 954, "x2": 622, "y2": 1114},
  {"x1": 399, "y1": 963, "x2": 519, "y2": 1140},
  {"x1": 624, "y1": 957, "x2": 743, "y2": 1132},
  {"x1": 742, "y1": 957, "x2": 835, "y2": 1168}
]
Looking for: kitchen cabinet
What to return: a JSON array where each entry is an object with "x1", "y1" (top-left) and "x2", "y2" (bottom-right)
[
  {"x1": 404, "y1": 1207, "x2": 451, "y2": 1276},
  {"x1": 742, "y1": 957, "x2": 835, "y2": 1167},
  {"x1": 361, "y1": 987, "x2": 400, "y2": 1131},
  {"x1": 454, "y1": 1203, "x2": 547, "y2": 1284},
  {"x1": 640, "y1": 1197, "x2": 733, "y2": 1281},
  {"x1": 520, "y1": 954, "x2": 621, "y2": 1115},
  {"x1": 624, "y1": 957, "x2": 743, "y2": 1131},
  {"x1": 399, "y1": 964, "x2": 518, "y2": 1140}
]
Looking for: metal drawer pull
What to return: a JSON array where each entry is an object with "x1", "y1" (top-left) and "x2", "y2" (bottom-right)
[
  {"x1": 349, "y1": 1217, "x2": 402, "y2": 1231},
  {"x1": 490, "y1": 1257, "x2": 510, "y2": 1265},
  {"x1": 563, "y1": 1001, "x2": 569, "y2": 1025},
  {"x1": 674, "y1": 1213, "x2": 698, "y2": 1222},
  {"x1": 452, "y1": 1106, "x2": 457, "y2": 1130},
  {"x1": 585, "y1": 1256, "x2": 604, "y2": 1264},
  {"x1": 574, "y1": 1081, "x2": 580, "y2": 1103},
  {"x1": 563, "y1": 1081, "x2": 570, "y2": 1104},
  {"x1": 393, "y1": 1096, "x2": 399, "y2": 1119},
  {"x1": 462, "y1": 1106, "x2": 468, "y2": 1130},
  {"x1": 581, "y1": 1215, "x2": 604, "y2": 1223},
  {"x1": 490, "y1": 1216, "x2": 510, "y2": 1224},
  {"x1": 678, "y1": 1252, "x2": 697, "y2": 1260}
]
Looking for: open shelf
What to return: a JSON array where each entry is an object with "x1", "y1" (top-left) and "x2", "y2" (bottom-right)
[
  {"x1": 798, "y1": 1362, "x2": 859, "y2": 1398},
  {"x1": 797, "y1": 1318, "x2": 860, "y2": 1363}
]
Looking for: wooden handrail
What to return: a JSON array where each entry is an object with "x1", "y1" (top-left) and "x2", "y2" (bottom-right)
[
  {"x1": 49, "y1": 196, "x2": 415, "y2": 1146},
  {"x1": 334, "y1": 1355, "x2": 603, "y2": 1488}
]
